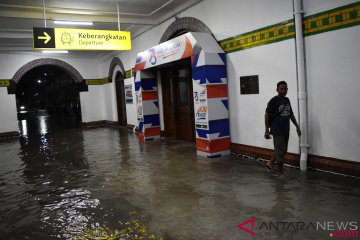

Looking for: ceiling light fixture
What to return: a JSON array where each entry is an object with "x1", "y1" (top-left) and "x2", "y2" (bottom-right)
[
  {"x1": 53, "y1": 20, "x2": 93, "y2": 26},
  {"x1": 42, "y1": 50, "x2": 69, "y2": 54}
]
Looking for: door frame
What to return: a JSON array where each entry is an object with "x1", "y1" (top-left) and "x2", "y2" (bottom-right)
[
  {"x1": 160, "y1": 58, "x2": 195, "y2": 142},
  {"x1": 115, "y1": 72, "x2": 127, "y2": 127}
]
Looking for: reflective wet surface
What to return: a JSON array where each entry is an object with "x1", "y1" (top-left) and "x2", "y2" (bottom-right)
[{"x1": 0, "y1": 117, "x2": 359, "y2": 239}]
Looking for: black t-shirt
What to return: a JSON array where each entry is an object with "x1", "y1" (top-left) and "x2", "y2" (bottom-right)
[{"x1": 266, "y1": 96, "x2": 293, "y2": 136}]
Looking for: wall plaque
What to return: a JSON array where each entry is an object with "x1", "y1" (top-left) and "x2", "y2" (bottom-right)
[{"x1": 240, "y1": 75, "x2": 259, "y2": 94}]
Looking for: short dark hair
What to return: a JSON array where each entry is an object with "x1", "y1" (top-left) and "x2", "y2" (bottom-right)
[{"x1": 277, "y1": 81, "x2": 287, "y2": 89}]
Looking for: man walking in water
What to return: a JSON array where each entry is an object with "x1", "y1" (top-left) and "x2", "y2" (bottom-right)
[{"x1": 264, "y1": 81, "x2": 301, "y2": 178}]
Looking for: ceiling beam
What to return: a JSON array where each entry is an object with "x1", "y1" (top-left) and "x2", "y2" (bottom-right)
[
  {"x1": 0, "y1": 8, "x2": 156, "y2": 25},
  {"x1": 0, "y1": 2, "x2": 175, "y2": 17}
]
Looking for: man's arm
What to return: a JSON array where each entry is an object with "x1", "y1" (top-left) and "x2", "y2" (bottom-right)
[
  {"x1": 264, "y1": 98, "x2": 274, "y2": 139},
  {"x1": 290, "y1": 113, "x2": 301, "y2": 137},
  {"x1": 264, "y1": 112, "x2": 271, "y2": 139}
]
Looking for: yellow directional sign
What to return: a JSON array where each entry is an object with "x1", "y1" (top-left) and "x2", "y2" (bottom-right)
[{"x1": 33, "y1": 27, "x2": 131, "y2": 50}]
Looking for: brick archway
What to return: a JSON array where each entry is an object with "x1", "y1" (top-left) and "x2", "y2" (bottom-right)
[
  {"x1": 12, "y1": 58, "x2": 84, "y2": 84},
  {"x1": 108, "y1": 57, "x2": 125, "y2": 82},
  {"x1": 159, "y1": 17, "x2": 213, "y2": 43},
  {"x1": 108, "y1": 57, "x2": 127, "y2": 126}
]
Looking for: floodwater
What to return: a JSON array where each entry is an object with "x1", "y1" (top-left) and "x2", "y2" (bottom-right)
[{"x1": 0, "y1": 116, "x2": 359, "y2": 240}]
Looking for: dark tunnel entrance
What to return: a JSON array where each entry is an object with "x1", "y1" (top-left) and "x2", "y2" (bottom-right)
[{"x1": 16, "y1": 65, "x2": 83, "y2": 135}]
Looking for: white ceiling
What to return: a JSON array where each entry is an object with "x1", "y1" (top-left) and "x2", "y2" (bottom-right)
[{"x1": 0, "y1": 0, "x2": 203, "y2": 57}]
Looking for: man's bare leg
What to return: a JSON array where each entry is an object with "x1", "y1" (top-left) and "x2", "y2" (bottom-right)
[
  {"x1": 278, "y1": 165, "x2": 286, "y2": 178},
  {"x1": 266, "y1": 155, "x2": 276, "y2": 170}
]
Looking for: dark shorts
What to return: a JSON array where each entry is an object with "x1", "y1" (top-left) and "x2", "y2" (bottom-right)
[{"x1": 273, "y1": 135, "x2": 289, "y2": 167}]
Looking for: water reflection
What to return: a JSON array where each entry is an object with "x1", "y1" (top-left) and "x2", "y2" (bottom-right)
[
  {"x1": 20, "y1": 120, "x2": 28, "y2": 136},
  {"x1": 39, "y1": 116, "x2": 48, "y2": 135},
  {"x1": 4, "y1": 117, "x2": 163, "y2": 239},
  {"x1": 41, "y1": 188, "x2": 100, "y2": 239},
  {"x1": 19, "y1": 116, "x2": 52, "y2": 137},
  {"x1": 6, "y1": 115, "x2": 97, "y2": 239}
]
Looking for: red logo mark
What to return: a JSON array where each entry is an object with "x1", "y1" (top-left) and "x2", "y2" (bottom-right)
[{"x1": 238, "y1": 217, "x2": 256, "y2": 235}]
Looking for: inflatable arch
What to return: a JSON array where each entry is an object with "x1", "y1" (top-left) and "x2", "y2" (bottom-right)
[{"x1": 134, "y1": 32, "x2": 230, "y2": 158}]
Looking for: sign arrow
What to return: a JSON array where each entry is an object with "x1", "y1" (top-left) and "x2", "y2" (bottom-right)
[
  {"x1": 33, "y1": 28, "x2": 55, "y2": 49},
  {"x1": 38, "y1": 32, "x2": 51, "y2": 44}
]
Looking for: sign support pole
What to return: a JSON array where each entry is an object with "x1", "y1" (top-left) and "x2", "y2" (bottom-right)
[
  {"x1": 117, "y1": 2, "x2": 121, "y2": 31},
  {"x1": 42, "y1": 0, "x2": 47, "y2": 28}
]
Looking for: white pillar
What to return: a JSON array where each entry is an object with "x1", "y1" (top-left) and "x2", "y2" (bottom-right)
[{"x1": 294, "y1": 0, "x2": 310, "y2": 171}]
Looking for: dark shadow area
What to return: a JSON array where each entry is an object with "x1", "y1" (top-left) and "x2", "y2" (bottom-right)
[{"x1": 15, "y1": 65, "x2": 82, "y2": 136}]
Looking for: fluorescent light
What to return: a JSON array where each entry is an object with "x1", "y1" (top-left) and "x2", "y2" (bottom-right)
[
  {"x1": 53, "y1": 20, "x2": 93, "y2": 25},
  {"x1": 42, "y1": 50, "x2": 69, "y2": 54}
]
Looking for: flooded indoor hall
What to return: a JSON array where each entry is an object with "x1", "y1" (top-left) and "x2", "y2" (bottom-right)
[{"x1": 0, "y1": 124, "x2": 359, "y2": 239}]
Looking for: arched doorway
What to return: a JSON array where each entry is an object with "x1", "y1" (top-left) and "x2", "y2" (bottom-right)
[
  {"x1": 108, "y1": 57, "x2": 127, "y2": 127},
  {"x1": 16, "y1": 65, "x2": 82, "y2": 134},
  {"x1": 157, "y1": 17, "x2": 212, "y2": 142},
  {"x1": 12, "y1": 59, "x2": 86, "y2": 135},
  {"x1": 157, "y1": 58, "x2": 195, "y2": 142},
  {"x1": 114, "y1": 72, "x2": 127, "y2": 127}
]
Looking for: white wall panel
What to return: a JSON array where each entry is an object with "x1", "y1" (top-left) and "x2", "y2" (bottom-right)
[
  {"x1": 124, "y1": 78, "x2": 136, "y2": 125},
  {"x1": 102, "y1": 65, "x2": 122, "y2": 122},
  {"x1": 303, "y1": 0, "x2": 358, "y2": 16},
  {"x1": 305, "y1": 27, "x2": 360, "y2": 162},
  {"x1": 80, "y1": 86, "x2": 105, "y2": 123},
  {"x1": 182, "y1": 0, "x2": 293, "y2": 40},
  {"x1": 227, "y1": 41, "x2": 299, "y2": 154},
  {"x1": 0, "y1": 88, "x2": 18, "y2": 133},
  {"x1": 103, "y1": 82, "x2": 117, "y2": 122}
]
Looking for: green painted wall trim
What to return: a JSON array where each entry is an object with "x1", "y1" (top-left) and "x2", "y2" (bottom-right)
[
  {"x1": 85, "y1": 77, "x2": 109, "y2": 85},
  {"x1": 220, "y1": 20, "x2": 295, "y2": 53},
  {"x1": 125, "y1": 69, "x2": 134, "y2": 79},
  {"x1": 0, "y1": 80, "x2": 10, "y2": 87},
  {"x1": 220, "y1": 1, "x2": 360, "y2": 53},
  {"x1": 303, "y1": 1, "x2": 360, "y2": 37}
]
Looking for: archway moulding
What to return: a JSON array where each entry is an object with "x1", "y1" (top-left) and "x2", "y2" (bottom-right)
[
  {"x1": 12, "y1": 58, "x2": 84, "y2": 84},
  {"x1": 160, "y1": 17, "x2": 213, "y2": 43},
  {"x1": 108, "y1": 57, "x2": 125, "y2": 82}
]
